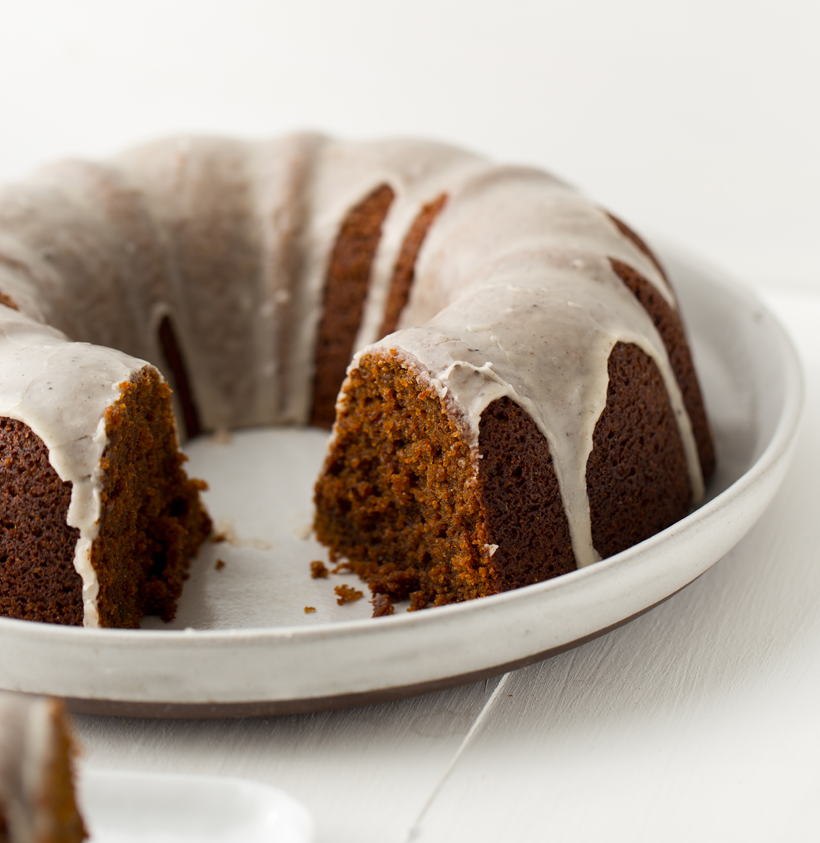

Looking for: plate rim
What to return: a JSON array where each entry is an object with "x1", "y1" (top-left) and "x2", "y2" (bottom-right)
[{"x1": 0, "y1": 242, "x2": 805, "y2": 714}]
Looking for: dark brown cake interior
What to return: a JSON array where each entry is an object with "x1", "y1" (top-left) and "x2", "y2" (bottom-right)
[
  {"x1": 314, "y1": 351, "x2": 497, "y2": 609},
  {"x1": 91, "y1": 368, "x2": 211, "y2": 628}
]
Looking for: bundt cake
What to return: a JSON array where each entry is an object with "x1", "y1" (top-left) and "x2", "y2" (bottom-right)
[
  {"x1": 0, "y1": 692, "x2": 87, "y2": 842},
  {"x1": 0, "y1": 133, "x2": 714, "y2": 626}
]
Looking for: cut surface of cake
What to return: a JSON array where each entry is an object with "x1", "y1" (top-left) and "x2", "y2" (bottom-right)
[
  {"x1": 0, "y1": 133, "x2": 714, "y2": 624},
  {"x1": 0, "y1": 692, "x2": 87, "y2": 843}
]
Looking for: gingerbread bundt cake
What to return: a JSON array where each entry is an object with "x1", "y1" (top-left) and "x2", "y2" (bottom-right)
[
  {"x1": 0, "y1": 692, "x2": 87, "y2": 842},
  {"x1": 0, "y1": 133, "x2": 714, "y2": 625}
]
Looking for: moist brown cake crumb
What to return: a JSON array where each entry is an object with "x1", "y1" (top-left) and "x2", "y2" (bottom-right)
[
  {"x1": 304, "y1": 606, "x2": 316, "y2": 614},
  {"x1": 215, "y1": 559, "x2": 226, "y2": 571},
  {"x1": 371, "y1": 594, "x2": 394, "y2": 617},
  {"x1": 334, "y1": 584, "x2": 364, "y2": 605},
  {"x1": 314, "y1": 351, "x2": 496, "y2": 609},
  {"x1": 90, "y1": 367, "x2": 212, "y2": 627},
  {"x1": 310, "y1": 560, "x2": 329, "y2": 579}
]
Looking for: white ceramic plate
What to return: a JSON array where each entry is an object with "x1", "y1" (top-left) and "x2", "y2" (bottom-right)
[
  {"x1": 79, "y1": 770, "x2": 314, "y2": 843},
  {"x1": 0, "y1": 245, "x2": 804, "y2": 715}
]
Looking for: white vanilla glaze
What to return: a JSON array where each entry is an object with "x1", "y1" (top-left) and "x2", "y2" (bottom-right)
[
  {"x1": 0, "y1": 692, "x2": 60, "y2": 843},
  {"x1": 0, "y1": 133, "x2": 704, "y2": 624}
]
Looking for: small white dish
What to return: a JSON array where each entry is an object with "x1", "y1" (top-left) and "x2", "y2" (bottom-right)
[
  {"x1": 78, "y1": 770, "x2": 315, "y2": 843},
  {"x1": 0, "y1": 243, "x2": 804, "y2": 715}
]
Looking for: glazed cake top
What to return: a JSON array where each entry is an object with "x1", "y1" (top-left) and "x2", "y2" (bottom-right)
[{"x1": 0, "y1": 134, "x2": 702, "y2": 621}]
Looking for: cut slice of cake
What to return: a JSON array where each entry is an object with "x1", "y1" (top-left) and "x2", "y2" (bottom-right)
[{"x1": 0, "y1": 692, "x2": 87, "y2": 843}]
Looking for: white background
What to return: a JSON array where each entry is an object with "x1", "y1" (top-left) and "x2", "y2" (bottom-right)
[{"x1": 0, "y1": 0, "x2": 818, "y2": 290}]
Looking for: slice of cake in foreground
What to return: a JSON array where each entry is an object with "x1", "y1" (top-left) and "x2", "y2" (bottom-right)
[{"x1": 0, "y1": 692, "x2": 86, "y2": 843}]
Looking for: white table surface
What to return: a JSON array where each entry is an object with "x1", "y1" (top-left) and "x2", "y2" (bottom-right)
[
  {"x1": 1, "y1": 1, "x2": 819, "y2": 839},
  {"x1": 69, "y1": 288, "x2": 819, "y2": 842}
]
